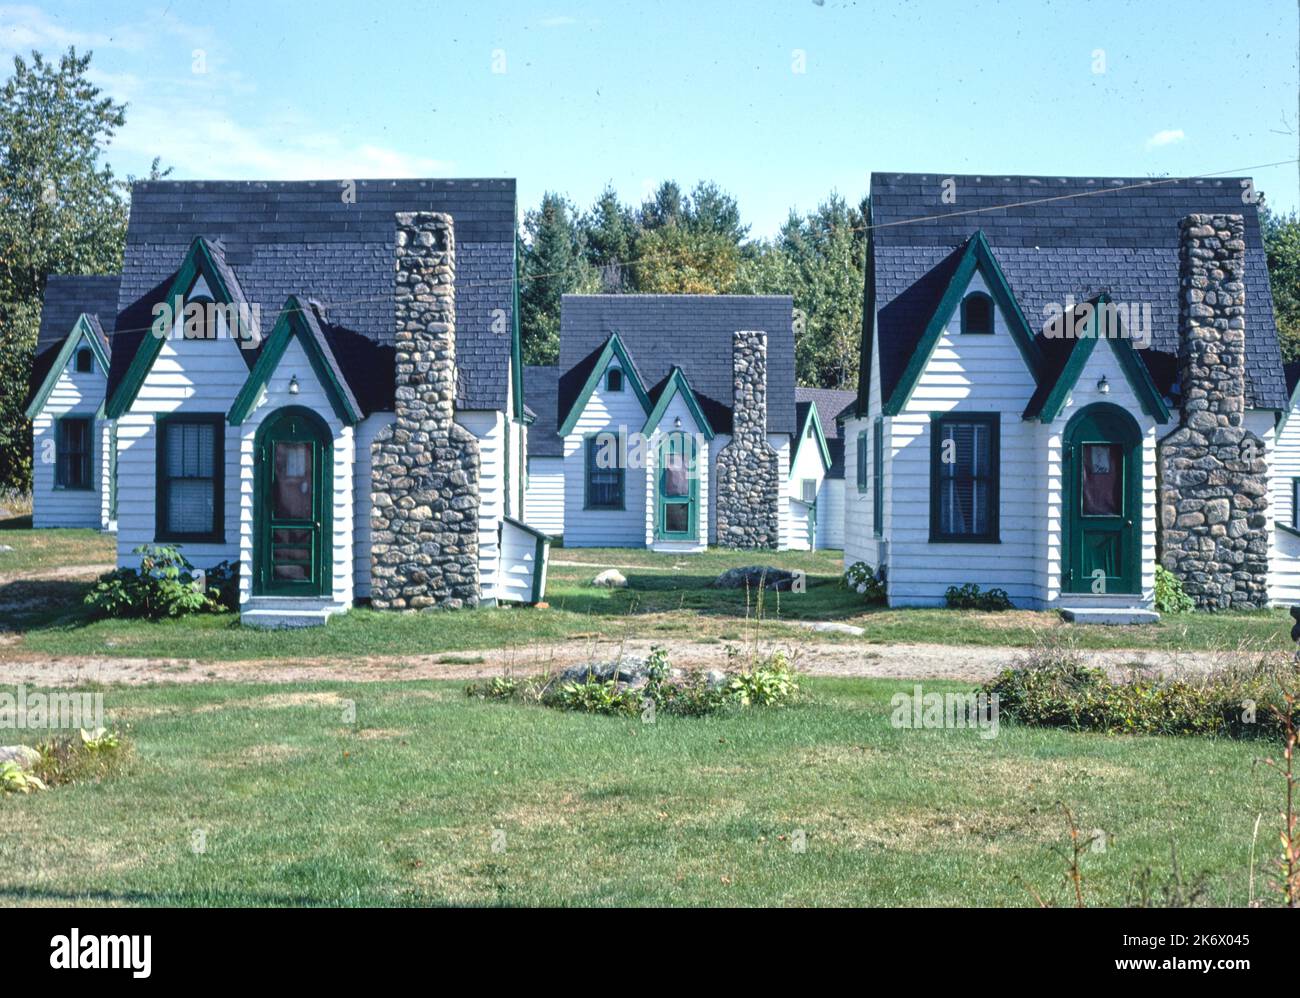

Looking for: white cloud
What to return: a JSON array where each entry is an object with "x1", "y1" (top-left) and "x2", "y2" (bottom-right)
[
  {"x1": 2, "y1": 6, "x2": 454, "y2": 181},
  {"x1": 1146, "y1": 129, "x2": 1186, "y2": 149}
]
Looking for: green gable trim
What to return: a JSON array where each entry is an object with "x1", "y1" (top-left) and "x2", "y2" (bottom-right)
[
  {"x1": 788, "y1": 400, "x2": 831, "y2": 476},
  {"x1": 556, "y1": 332, "x2": 651, "y2": 437},
  {"x1": 1024, "y1": 296, "x2": 1170, "y2": 424},
  {"x1": 641, "y1": 367, "x2": 715, "y2": 441},
  {"x1": 25, "y1": 314, "x2": 111, "y2": 420},
  {"x1": 227, "y1": 296, "x2": 361, "y2": 426},
  {"x1": 883, "y1": 230, "x2": 1044, "y2": 416},
  {"x1": 106, "y1": 236, "x2": 252, "y2": 419},
  {"x1": 1276, "y1": 377, "x2": 1300, "y2": 435}
]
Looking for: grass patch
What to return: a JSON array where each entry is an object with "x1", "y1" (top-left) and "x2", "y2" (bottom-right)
[
  {"x1": 0, "y1": 525, "x2": 113, "y2": 574},
  {"x1": 2, "y1": 534, "x2": 1293, "y2": 658},
  {"x1": 0, "y1": 676, "x2": 1285, "y2": 906}
]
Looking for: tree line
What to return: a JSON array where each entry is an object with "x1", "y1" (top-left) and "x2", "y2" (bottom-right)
[
  {"x1": 2, "y1": 47, "x2": 1298, "y2": 496},
  {"x1": 518, "y1": 180, "x2": 868, "y2": 390}
]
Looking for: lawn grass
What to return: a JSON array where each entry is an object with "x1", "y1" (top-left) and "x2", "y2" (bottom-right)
[
  {"x1": 0, "y1": 519, "x2": 114, "y2": 574},
  {"x1": 0, "y1": 677, "x2": 1283, "y2": 907},
  {"x1": 2, "y1": 534, "x2": 1293, "y2": 659}
]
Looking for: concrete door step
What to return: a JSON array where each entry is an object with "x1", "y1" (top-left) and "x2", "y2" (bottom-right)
[{"x1": 1060, "y1": 607, "x2": 1160, "y2": 625}]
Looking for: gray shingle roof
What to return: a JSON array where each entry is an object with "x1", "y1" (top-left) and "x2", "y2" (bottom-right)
[
  {"x1": 108, "y1": 179, "x2": 516, "y2": 414},
  {"x1": 29, "y1": 275, "x2": 120, "y2": 409},
  {"x1": 37, "y1": 275, "x2": 119, "y2": 352},
  {"x1": 556, "y1": 295, "x2": 797, "y2": 435},
  {"x1": 869, "y1": 173, "x2": 1286, "y2": 411},
  {"x1": 524, "y1": 365, "x2": 562, "y2": 457}
]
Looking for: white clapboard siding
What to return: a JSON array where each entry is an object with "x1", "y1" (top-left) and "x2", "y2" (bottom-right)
[
  {"x1": 769, "y1": 433, "x2": 791, "y2": 550},
  {"x1": 497, "y1": 517, "x2": 549, "y2": 603},
  {"x1": 524, "y1": 456, "x2": 565, "y2": 537},
  {"x1": 706, "y1": 431, "x2": 731, "y2": 544},
  {"x1": 1269, "y1": 401, "x2": 1300, "y2": 602},
  {"x1": 562, "y1": 360, "x2": 648, "y2": 547},
  {"x1": 100, "y1": 420, "x2": 116, "y2": 531},
  {"x1": 843, "y1": 332, "x2": 881, "y2": 570},
  {"x1": 888, "y1": 270, "x2": 1041, "y2": 607},
  {"x1": 31, "y1": 346, "x2": 108, "y2": 529},
  {"x1": 1045, "y1": 344, "x2": 1158, "y2": 607},
  {"x1": 116, "y1": 320, "x2": 248, "y2": 569},
  {"x1": 237, "y1": 335, "x2": 354, "y2": 611},
  {"x1": 788, "y1": 498, "x2": 813, "y2": 550},
  {"x1": 789, "y1": 418, "x2": 827, "y2": 550},
  {"x1": 818, "y1": 477, "x2": 844, "y2": 549},
  {"x1": 457, "y1": 409, "x2": 505, "y2": 600}
]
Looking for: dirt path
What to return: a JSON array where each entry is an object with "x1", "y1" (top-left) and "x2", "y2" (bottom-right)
[{"x1": 0, "y1": 636, "x2": 1256, "y2": 688}]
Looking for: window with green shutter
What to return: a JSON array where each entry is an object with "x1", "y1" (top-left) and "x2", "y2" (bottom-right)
[
  {"x1": 856, "y1": 430, "x2": 868, "y2": 492},
  {"x1": 873, "y1": 417, "x2": 883, "y2": 536}
]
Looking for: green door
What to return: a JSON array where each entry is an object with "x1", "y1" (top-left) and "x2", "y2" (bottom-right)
[
  {"x1": 1063, "y1": 404, "x2": 1140, "y2": 595},
  {"x1": 656, "y1": 432, "x2": 698, "y2": 541},
  {"x1": 255, "y1": 407, "x2": 331, "y2": 596}
]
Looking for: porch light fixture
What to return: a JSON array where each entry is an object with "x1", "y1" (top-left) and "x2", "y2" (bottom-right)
[
  {"x1": 1097, "y1": 375, "x2": 1110, "y2": 395},
  {"x1": 674, "y1": 416, "x2": 682, "y2": 429},
  {"x1": 289, "y1": 375, "x2": 300, "y2": 395}
]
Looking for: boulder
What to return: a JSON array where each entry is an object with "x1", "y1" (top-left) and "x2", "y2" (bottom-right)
[
  {"x1": 591, "y1": 569, "x2": 628, "y2": 588},
  {"x1": 0, "y1": 745, "x2": 41, "y2": 770},
  {"x1": 559, "y1": 658, "x2": 649, "y2": 688},
  {"x1": 712, "y1": 566, "x2": 796, "y2": 591}
]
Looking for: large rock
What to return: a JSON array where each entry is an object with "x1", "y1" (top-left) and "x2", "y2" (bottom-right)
[
  {"x1": 0, "y1": 745, "x2": 41, "y2": 770},
  {"x1": 591, "y1": 569, "x2": 628, "y2": 588},
  {"x1": 559, "y1": 658, "x2": 649, "y2": 688},
  {"x1": 712, "y1": 565, "x2": 797, "y2": 591}
]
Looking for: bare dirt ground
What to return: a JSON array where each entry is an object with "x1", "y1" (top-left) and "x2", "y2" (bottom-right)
[{"x1": 0, "y1": 635, "x2": 1253, "y2": 689}]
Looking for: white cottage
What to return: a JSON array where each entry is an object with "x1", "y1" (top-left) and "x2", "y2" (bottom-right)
[
  {"x1": 524, "y1": 295, "x2": 799, "y2": 551},
  {"x1": 29, "y1": 179, "x2": 548, "y2": 625},
  {"x1": 844, "y1": 173, "x2": 1287, "y2": 612},
  {"x1": 790, "y1": 387, "x2": 855, "y2": 550}
]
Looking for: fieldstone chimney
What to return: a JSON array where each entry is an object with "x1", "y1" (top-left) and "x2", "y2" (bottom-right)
[
  {"x1": 715, "y1": 329, "x2": 780, "y2": 548},
  {"x1": 1157, "y1": 213, "x2": 1268, "y2": 608},
  {"x1": 370, "y1": 212, "x2": 480, "y2": 609}
]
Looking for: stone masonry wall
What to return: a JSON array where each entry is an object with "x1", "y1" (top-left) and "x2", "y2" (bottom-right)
[
  {"x1": 1157, "y1": 213, "x2": 1268, "y2": 609},
  {"x1": 715, "y1": 329, "x2": 780, "y2": 548},
  {"x1": 370, "y1": 212, "x2": 481, "y2": 609}
]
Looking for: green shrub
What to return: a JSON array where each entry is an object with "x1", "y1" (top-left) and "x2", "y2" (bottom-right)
[
  {"x1": 945, "y1": 582, "x2": 1013, "y2": 611},
  {"x1": 0, "y1": 760, "x2": 46, "y2": 794},
  {"x1": 544, "y1": 678, "x2": 641, "y2": 716},
  {"x1": 729, "y1": 650, "x2": 801, "y2": 707},
  {"x1": 844, "y1": 561, "x2": 886, "y2": 603},
  {"x1": 1154, "y1": 565, "x2": 1194, "y2": 614},
  {"x1": 33, "y1": 727, "x2": 130, "y2": 787},
  {"x1": 84, "y1": 544, "x2": 231, "y2": 620},
  {"x1": 983, "y1": 644, "x2": 1300, "y2": 738}
]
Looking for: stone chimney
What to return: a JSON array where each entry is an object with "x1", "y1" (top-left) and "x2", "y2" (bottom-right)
[
  {"x1": 1157, "y1": 213, "x2": 1268, "y2": 608},
  {"x1": 715, "y1": 329, "x2": 780, "y2": 548},
  {"x1": 370, "y1": 212, "x2": 480, "y2": 609}
]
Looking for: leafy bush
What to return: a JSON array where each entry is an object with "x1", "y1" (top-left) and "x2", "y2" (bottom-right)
[
  {"x1": 729, "y1": 649, "x2": 801, "y2": 706},
  {"x1": 545, "y1": 678, "x2": 641, "y2": 716},
  {"x1": 33, "y1": 727, "x2": 130, "y2": 788},
  {"x1": 84, "y1": 544, "x2": 231, "y2": 620},
  {"x1": 1154, "y1": 565, "x2": 1194, "y2": 614},
  {"x1": 983, "y1": 643, "x2": 1300, "y2": 739},
  {"x1": 945, "y1": 582, "x2": 1013, "y2": 611},
  {"x1": 844, "y1": 561, "x2": 885, "y2": 603},
  {"x1": 0, "y1": 761, "x2": 46, "y2": 794}
]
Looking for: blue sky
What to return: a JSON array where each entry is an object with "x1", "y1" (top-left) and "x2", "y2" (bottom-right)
[{"x1": 4, "y1": 0, "x2": 1298, "y2": 236}]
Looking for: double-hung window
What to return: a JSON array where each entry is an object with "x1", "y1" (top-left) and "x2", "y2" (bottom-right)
[
  {"x1": 55, "y1": 417, "x2": 92, "y2": 489},
  {"x1": 930, "y1": 413, "x2": 999, "y2": 542},
  {"x1": 156, "y1": 414, "x2": 224, "y2": 541},
  {"x1": 585, "y1": 432, "x2": 625, "y2": 510}
]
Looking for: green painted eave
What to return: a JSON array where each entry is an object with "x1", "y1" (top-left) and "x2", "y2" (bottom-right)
[
  {"x1": 882, "y1": 230, "x2": 1044, "y2": 416},
  {"x1": 789, "y1": 399, "x2": 831, "y2": 475},
  {"x1": 227, "y1": 296, "x2": 361, "y2": 426},
  {"x1": 25, "y1": 314, "x2": 110, "y2": 420},
  {"x1": 640, "y1": 367, "x2": 715, "y2": 440},
  {"x1": 556, "y1": 332, "x2": 651, "y2": 436}
]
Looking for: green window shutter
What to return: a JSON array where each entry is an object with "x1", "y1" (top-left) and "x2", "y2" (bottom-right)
[
  {"x1": 873, "y1": 417, "x2": 884, "y2": 537},
  {"x1": 856, "y1": 430, "x2": 868, "y2": 492},
  {"x1": 928, "y1": 413, "x2": 1000, "y2": 543},
  {"x1": 1293, "y1": 478, "x2": 1300, "y2": 529}
]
